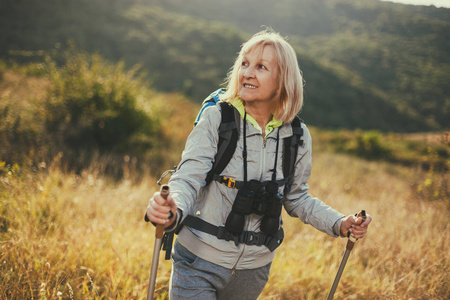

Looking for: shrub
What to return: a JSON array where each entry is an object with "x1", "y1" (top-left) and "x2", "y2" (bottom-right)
[
  {"x1": 44, "y1": 48, "x2": 160, "y2": 160},
  {"x1": 0, "y1": 48, "x2": 164, "y2": 178},
  {"x1": 354, "y1": 130, "x2": 392, "y2": 159}
]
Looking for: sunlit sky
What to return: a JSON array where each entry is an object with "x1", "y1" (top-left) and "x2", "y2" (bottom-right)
[{"x1": 380, "y1": 0, "x2": 450, "y2": 8}]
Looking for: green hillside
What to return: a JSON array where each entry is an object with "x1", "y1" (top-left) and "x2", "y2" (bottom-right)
[
  {"x1": 0, "y1": 0, "x2": 449, "y2": 132},
  {"x1": 158, "y1": 0, "x2": 450, "y2": 131}
]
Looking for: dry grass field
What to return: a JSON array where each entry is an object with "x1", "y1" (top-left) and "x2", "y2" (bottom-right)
[
  {"x1": 1, "y1": 53, "x2": 448, "y2": 300},
  {"x1": 1, "y1": 142, "x2": 448, "y2": 299},
  {"x1": 1, "y1": 61, "x2": 449, "y2": 300}
]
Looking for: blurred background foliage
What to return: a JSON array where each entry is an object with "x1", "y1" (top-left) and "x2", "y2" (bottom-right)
[
  {"x1": 0, "y1": 48, "x2": 172, "y2": 178},
  {"x1": 1, "y1": 0, "x2": 449, "y2": 131},
  {"x1": 0, "y1": 0, "x2": 449, "y2": 177}
]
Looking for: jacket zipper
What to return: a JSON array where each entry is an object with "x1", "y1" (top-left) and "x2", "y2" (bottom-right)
[
  {"x1": 260, "y1": 135, "x2": 267, "y2": 180},
  {"x1": 231, "y1": 245, "x2": 246, "y2": 274}
]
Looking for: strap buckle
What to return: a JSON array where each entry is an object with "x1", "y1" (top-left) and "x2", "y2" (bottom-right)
[
  {"x1": 221, "y1": 177, "x2": 236, "y2": 188},
  {"x1": 217, "y1": 226, "x2": 233, "y2": 241},
  {"x1": 217, "y1": 226, "x2": 240, "y2": 246},
  {"x1": 240, "y1": 231, "x2": 263, "y2": 246}
]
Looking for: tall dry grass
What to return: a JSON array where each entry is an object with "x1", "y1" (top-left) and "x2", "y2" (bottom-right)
[
  {"x1": 0, "y1": 147, "x2": 448, "y2": 299},
  {"x1": 263, "y1": 152, "x2": 448, "y2": 299}
]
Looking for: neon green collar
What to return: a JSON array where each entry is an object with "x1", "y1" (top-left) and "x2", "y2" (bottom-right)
[{"x1": 230, "y1": 99, "x2": 282, "y2": 137}]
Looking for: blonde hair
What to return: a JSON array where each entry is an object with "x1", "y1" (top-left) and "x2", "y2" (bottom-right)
[{"x1": 221, "y1": 29, "x2": 304, "y2": 123}]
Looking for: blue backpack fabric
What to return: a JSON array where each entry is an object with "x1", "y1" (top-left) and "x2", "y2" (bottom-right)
[{"x1": 194, "y1": 88, "x2": 225, "y2": 125}]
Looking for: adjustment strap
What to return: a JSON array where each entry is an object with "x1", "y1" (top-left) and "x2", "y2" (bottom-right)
[
  {"x1": 212, "y1": 174, "x2": 245, "y2": 189},
  {"x1": 161, "y1": 232, "x2": 175, "y2": 260}
]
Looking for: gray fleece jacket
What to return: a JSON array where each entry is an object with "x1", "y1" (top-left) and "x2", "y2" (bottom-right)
[{"x1": 168, "y1": 102, "x2": 344, "y2": 270}]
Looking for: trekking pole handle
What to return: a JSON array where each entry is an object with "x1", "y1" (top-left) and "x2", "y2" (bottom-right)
[
  {"x1": 155, "y1": 185, "x2": 170, "y2": 239},
  {"x1": 346, "y1": 210, "x2": 366, "y2": 251},
  {"x1": 144, "y1": 185, "x2": 170, "y2": 239}
]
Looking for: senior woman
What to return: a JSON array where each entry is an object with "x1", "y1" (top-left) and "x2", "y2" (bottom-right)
[{"x1": 146, "y1": 29, "x2": 372, "y2": 300}]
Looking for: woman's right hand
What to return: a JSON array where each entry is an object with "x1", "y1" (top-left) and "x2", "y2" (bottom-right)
[{"x1": 146, "y1": 191, "x2": 178, "y2": 228}]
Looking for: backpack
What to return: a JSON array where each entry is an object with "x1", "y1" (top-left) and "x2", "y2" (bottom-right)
[
  {"x1": 157, "y1": 88, "x2": 304, "y2": 259},
  {"x1": 195, "y1": 88, "x2": 304, "y2": 195}
]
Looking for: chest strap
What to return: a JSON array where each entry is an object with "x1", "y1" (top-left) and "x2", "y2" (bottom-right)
[
  {"x1": 213, "y1": 174, "x2": 288, "y2": 190},
  {"x1": 181, "y1": 215, "x2": 284, "y2": 252}
]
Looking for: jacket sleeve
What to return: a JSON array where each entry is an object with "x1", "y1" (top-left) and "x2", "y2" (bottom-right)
[
  {"x1": 167, "y1": 104, "x2": 221, "y2": 222},
  {"x1": 283, "y1": 124, "x2": 345, "y2": 237}
]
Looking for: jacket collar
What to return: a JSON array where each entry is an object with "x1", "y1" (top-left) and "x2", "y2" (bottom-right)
[{"x1": 230, "y1": 98, "x2": 283, "y2": 138}]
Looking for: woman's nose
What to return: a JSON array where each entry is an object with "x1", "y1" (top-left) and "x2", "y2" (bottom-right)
[{"x1": 244, "y1": 67, "x2": 255, "y2": 78}]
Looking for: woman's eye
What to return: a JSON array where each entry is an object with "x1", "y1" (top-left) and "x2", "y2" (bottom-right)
[
  {"x1": 258, "y1": 64, "x2": 267, "y2": 70},
  {"x1": 241, "y1": 61, "x2": 249, "y2": 67}
]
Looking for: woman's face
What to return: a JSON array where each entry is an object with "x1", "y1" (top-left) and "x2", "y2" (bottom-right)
[{"x1": 238, "y1": 45, "x2": 278, "y2": 104}]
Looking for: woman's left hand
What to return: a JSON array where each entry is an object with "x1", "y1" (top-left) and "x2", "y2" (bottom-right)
[{"x1": 340, "y1": 213, "x2": 372, "y2": 239}]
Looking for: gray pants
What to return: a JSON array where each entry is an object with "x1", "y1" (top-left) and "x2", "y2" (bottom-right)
[{"x1": 169, "y1": 241, "x2": 272, "y2": 300}]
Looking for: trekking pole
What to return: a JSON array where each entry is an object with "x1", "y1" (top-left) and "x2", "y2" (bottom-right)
[
  {"x1": 326, "y1": 210, "x2": 367, "y2": 300},
  {"x1": 145, "y1": 185, "x2": 170, "y2": 300}
]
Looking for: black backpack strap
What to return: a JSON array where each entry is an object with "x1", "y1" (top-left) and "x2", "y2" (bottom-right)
[
  {"x1": 161, "y1": 232, "x2": 175, "y2": 260},
  {"x1": 182, "y1": 215, "x2": 283, "y2": 251},
  {"x1": 282, "y1": 116, "x2": 304, "y2": 195},
  {"x1": 205, "y1": 102, "x2": 239, "y2": 185}
]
